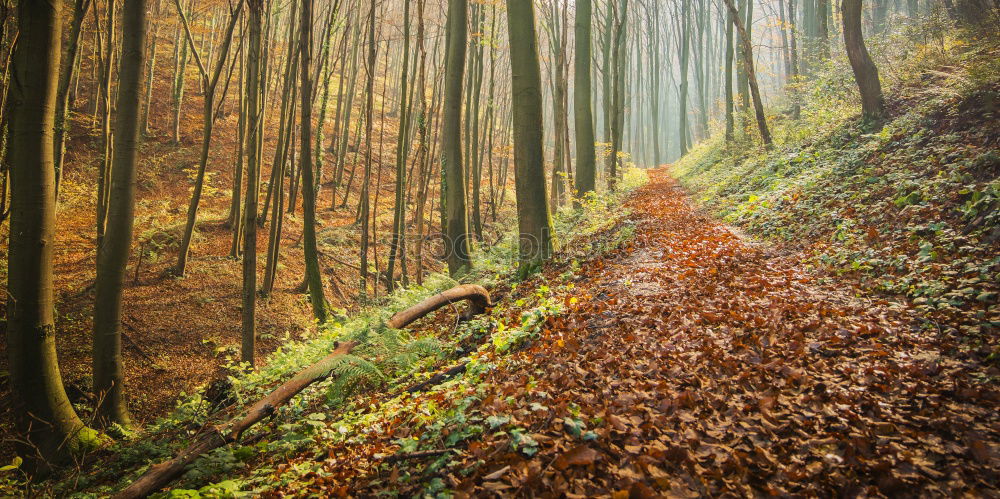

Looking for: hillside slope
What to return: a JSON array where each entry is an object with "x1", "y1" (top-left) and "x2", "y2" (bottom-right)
[{"x1": 675, "y1": 35, "x2": 999, "y2": 353}]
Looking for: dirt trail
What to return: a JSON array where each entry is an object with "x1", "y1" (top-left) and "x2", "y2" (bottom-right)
[{"x1": 274, "y1": 170, "x2": 1000, "y2": 497}]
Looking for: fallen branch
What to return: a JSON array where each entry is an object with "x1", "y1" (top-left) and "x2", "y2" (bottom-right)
[
  {"x1": 115, "y1": 341, "x2": 359, "y2": 499},
  {"x1": 388, "y1": 284, "x2": 491, "y2": 330},
  {"x1": 405, "y1": 363, "x2": 468, "y2": 393},
  {"x1": 382, "y1": 448, "x2": 454, "y2": 463}
]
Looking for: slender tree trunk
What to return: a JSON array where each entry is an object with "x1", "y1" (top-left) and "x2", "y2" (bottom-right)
[
  {"x1": 95, "y1": 0, "x2": 116, "y2": 250},
  {"x1": 574, "y1": 0, "x2": 597, "y2": 197},
  {"x1": 93, "y1": 0, "x2": 147, "y2": 428},
  {"x1": 358, "y1": 0, "x2": 376, "y2": 297},
  {"x1": 789, "y1": 0, "x2": 801, "y2": 118},
  {"x1": 724, "y1": 0, "x2": 735, "y2": 142},
  {"x1": 171, "y1": 0, "x2": 243, "y2": 276},
  {"x1": 386, "y1": 0, "x2": 411, "y2": 292},
  {"x1": 678, "y1": 0, "x2": 690, "y2": 156},
  {"x1": 141, "y1": 0, "x2": 161, "y2": 136},
  {"x1": 507, "y1": 0, "x2": 554, "y2": 276},
  {"x1": 442, "y1": 0, "x2": 471, "y2": 276},
  {"x1": 243, "y1": 0, "x2": 265, "y2": 367},
  {"x1": 7, "y1": 0, "x2": 89, "y2": 468},
  {"x1": 54, "y1": 0, "x2": 92, "y2": 199},
  {"x1": 299, "y1": 0, "x2": 327, "y2": 322},
  {"x1": 725, "y1": 0, "x2": 773, "y2": 148},
  {"x1": 842, "y1": 0, "x2": 886, "y2": 122}
]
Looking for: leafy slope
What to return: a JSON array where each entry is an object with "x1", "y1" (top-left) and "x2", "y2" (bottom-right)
[{"x1": 675, "y1": 37, "x2": 1000, "y2": 356}]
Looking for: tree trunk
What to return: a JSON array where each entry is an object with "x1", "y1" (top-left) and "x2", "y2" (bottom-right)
[
  {"x1": 7, "y1": 0, "x2": 89, "y2": 468},
  {"x1": 573, "y1": 0, "x2": 597, "y2": 198},
  {"x1": 725, "y1": 0, "x2": 773, "y2": 148},
  {"x1": 243, "y1": 0, "x2": 265, "y2": 367},
  {"x1": 442, "y1": 0, "x2": 472, "y2": 276},
  {"x1": 95, "y1": 0, "x2": 116, "y2": 249},
  {"x1": 386, "y1": 0, "x2": 412, "y2": 292},
  {"x1": 678, "y1": 0, "x2": 690, "y2": 156},
  {"x1": 54, "y1": 0, "x2": 92, "y2": 199},
  {"x1": 507, "y1": 0, "x2": 554, "y2": 276},
  {"x1": 724, "y1": 0, "x2": 735, "y2": 142},
  {"x1": 172, "y1": 0, "x2": 244, "y2": 276},
  {"x1": 842, "y1": 0, "x2": 886, "y2": 123},
  {"x1": 299, "y1": 0, "x2": 327, "y2": 322},
  {"x1": 93, "y1": 0, "x2": 147, "y2": 428}
]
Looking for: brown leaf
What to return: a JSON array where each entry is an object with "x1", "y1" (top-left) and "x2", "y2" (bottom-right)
[{"x1": 554, "y1": 445, "x2": 601, "y2": 470}]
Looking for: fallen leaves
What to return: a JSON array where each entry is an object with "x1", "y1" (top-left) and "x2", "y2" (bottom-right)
[{"x1": 269, "y1": 170, "x2": 1000, "y2": 497}]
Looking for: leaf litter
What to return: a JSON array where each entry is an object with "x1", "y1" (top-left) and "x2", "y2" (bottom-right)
[{"x1": 267, "y1": 169, "x2": 999, "y2": 497}]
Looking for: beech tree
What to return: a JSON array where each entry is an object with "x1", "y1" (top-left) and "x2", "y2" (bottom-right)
[
  {"x1": 506, "y1": 0, "x2": 554, "y2": 275},
  {"x1": 299, "y1": 0, "x2": 327, "y2": 322},
  {"x1": 725, "y1": 0, "x2": 773, "y2": 148},
  {"x1": 6, "y1": 0, "x2": 89, "y2": 466},
  {"x1": 171, "y1": 0, "x2": 244, "y2": 276},
  {"x1": 92, "y1": 0, "x2": 148, "y2": 427},
  {"x1": 243, "y1": 0, "x2": 265, "y2": 367},
  {"x1": 441, "y1": 0, "x2": 471, "y2": 276},
  {"x1": 842, "y1": 0, "x2": 886, "y2": 123},
  {"x1": 573, "y1": 0, "x2": 597, "y2": 197}
]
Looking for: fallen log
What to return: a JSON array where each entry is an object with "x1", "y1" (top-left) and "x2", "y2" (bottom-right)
[
  {"x1": 115, "y1": 341, "x2": 358, "y2": 499},
  {"x1": 382, "y1": 448, "x2": 454, "y2": 463},
  {"x1": 405, "y1": 363, "x2": 468, "y2": 393},
  {"x1": 388, "y1": 284, "x2": 491, "y2": 329}
]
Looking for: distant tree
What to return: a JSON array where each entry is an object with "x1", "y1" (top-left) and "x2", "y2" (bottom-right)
[
  {"x1": 724, "y1": 0, "x2": 735, "y2": 142},
  {"x1": 53, "y1": 0, "x2": 92, "y2": 198},
  {"x1": 678, "y1": 0, "x2": 690, "y2": 156},
  {"x1": 842, "y1": 0, "x2": 886, "y2": 123},
  {"x1": 725, "y1": 0, "x2": 773, "y2": 148},
  {"x1": 171, "y1": 0, "x2": 244, "y2": 276},
  {"x1": 506, "y1": 0, "x2": 554, "y2": 275},
  {"x1": 6, "y1": 0, "x2": 89, "y2": 466},
  {"x1": 573, "y1": 0, "x2": 597, "y2": 197},
  {"x1": 442, "y1": 0, "x2": 472, "y2": 276}
]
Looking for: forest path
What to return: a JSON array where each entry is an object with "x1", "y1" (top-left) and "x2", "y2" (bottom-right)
[
  {"x1": 439, "y1": 169, "x2": 1000, "y2": 495},
  {"x1": 282, "y1": 169, "x2": 999, "y2": 497}
]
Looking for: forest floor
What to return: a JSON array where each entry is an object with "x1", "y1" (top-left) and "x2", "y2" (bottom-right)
[
  {"x1": 255, "y1": 169, "x2": 999, "y2": 496},
  {"x1": 0, "y1": 83, "x2": 429, "y2": 462}
]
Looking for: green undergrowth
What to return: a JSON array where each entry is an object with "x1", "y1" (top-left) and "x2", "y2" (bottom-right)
[
  {"x1": 30, "y1": 169, "x2": 647, "y2": 497},
  {"x1": 674, "y1": 24, "x2": 999, "y2": 342}
]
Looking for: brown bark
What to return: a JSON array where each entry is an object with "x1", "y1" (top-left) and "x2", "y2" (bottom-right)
[
  {"x1": 387, "y1": 284, "x2": 492, "y2": 329},
  {"x1": 115, "y1": 341, "x2": 359, "y2": 499}
]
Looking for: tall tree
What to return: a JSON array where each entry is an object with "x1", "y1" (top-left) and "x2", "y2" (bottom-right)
[
  {"x1": 442, "y1": 0, "x2": 471, "y2": 276},
  {"x1": 171, "y1": 0, "x2": 244, "y2": 276},
  {"x1": 607, "y1": 0, "x2": 629, "y2": 187},
  {"x1": 385, "y1": 0, "x2": 411, "y2": 291},
  {"x1": 725, "y1": 0, "x2": 773, "y2": 148},
  {"x1": 243, "y1": 0, "x2": 265, "y2": 367},
  {"x1": 299, "y1": 0, "x2": 327, "y2": 321},
  {"x1": 678, "y1": 0, "x2": 690, "y2": 156},
  {"x1": 93, "y1": 0, "x2": 148, "y2": 427},
  {"x1": 573, "y1": 0, "x2": 597, "y2": 197},
  {"x1": 842, "y1": 0, "x2": 886, "y2": 123},
  {"x1": 724, "y1": 0, "x2": 735, "y2": 142},
  {"x1": 53, "y1": 0, "x2": 92, "y2": 197},
  {"x1": 6, "y1": 0, "x2": 89, "y2": 466},
  {"x1": 507, "y1": 0, "x2": 554, "y2": 275}
]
